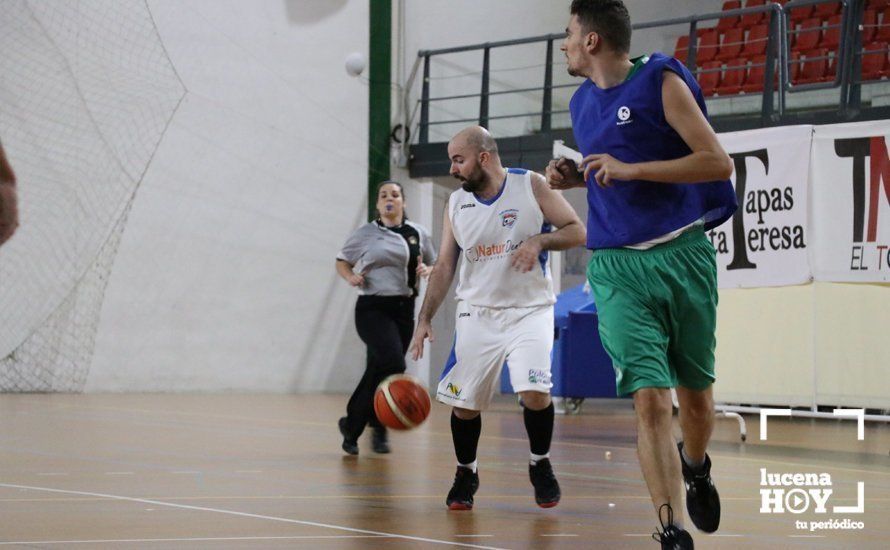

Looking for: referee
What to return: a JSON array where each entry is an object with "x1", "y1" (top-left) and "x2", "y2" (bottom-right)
[{"x1": 335, "y1": 180, "x2": 437, "y2": 455}]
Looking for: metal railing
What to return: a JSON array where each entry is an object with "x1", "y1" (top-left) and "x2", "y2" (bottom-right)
[{"x1": 411, "y1": 0, "x2": 886, "y2": 144}]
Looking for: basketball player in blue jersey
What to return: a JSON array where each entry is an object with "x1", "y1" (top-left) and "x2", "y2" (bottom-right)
[
  {"x1": 546, "y1": 1, "x2": 737, "y2": 548},
  {"x1": 410, "y1": 126, "x2": 585, "y2": 511},
  {"x1": 0, "y1": 140, "x2": 18, "y2": 246}
]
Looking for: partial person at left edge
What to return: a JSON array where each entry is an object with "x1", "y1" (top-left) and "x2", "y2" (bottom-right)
[
  {"x1": 335, "y1": 180, "x2": 437, "y2": 456},
  {"x1": 0, "y1": 139, "x2": 19, "y2": 247}
]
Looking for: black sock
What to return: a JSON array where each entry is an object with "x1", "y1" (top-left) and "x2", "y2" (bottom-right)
[
  {"x1": 451, "y1": 411, "x2": 481, "y2": 465},
  {"x1": 523, "y1": 402, "x2": 554, "y2": 456}
]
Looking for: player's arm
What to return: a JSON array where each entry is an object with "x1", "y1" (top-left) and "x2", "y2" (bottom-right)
[
  {"x1": 335, "y1": 259, "x2": 365, "y2": 288},
  {"x1": 580, "y1": 70, "x2": 733, "y2": 187},
  {"x1": 511, "y1": 173, "x2": 586, "y2": 273},
  {"x1": 0, "y1": 142, "x2": 19, "y2": 246},
  {"x1": 410, "y1": 205, "x2": 460, "y2": 360}
]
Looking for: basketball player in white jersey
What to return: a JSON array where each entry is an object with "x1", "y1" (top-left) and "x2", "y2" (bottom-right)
[{"x1": 410, "y1": 126, "x2": 585, "y2": 510}]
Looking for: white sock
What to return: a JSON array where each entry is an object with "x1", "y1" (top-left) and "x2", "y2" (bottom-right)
[
  {"x1": 681, "y1": 446, "x2": 705, "y2": 470},
  {"x1": 529, "y1": 452, "x2": 550, "y2": 466},
  {"x1": 459, "y1": 460, "x2": 478, "y2": 473}
]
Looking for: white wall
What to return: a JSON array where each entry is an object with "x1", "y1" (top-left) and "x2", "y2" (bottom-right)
[{"x1": 86, "y1": 0, "x2": 369, "y2": 391}]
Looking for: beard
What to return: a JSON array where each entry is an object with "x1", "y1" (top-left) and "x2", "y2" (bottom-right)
[{"x1": 455, "y1": 166, "x2": 486, "y2": 193}]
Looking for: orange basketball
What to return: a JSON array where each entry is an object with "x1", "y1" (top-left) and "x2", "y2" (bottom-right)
[{"x1": 373, "y1": 374, "x2": 431, "y2": 430}]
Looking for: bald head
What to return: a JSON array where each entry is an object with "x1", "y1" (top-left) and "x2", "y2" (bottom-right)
[{"x1": 450, "y1": 126, "x2": 499, "y2": 157}]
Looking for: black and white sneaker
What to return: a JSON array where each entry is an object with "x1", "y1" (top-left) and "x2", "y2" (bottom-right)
[
  {"x1": 446, "y1": 466, "x2": 479, "y2": 510},
  {"x1": 678, "y1": 441, "x2": 720, "y2": 533},
  {"x1": 528, "y1": 458, "x2": 561, "y2": 508},
  {"x1": 652, "y1": 504, "x2": 694, "y2": 549}
]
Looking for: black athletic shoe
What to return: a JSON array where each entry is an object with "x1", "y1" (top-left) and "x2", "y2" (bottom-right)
[
  {"x1": 678, "y1": 442, "x2": 720, "y2": 533},
  {"x1": 528, "y1": 458, "x2": 561, "y2": 508},
  {"x1": 652, "y1": 504, "x2": 694, "y2": 549},
  {"x1": 372, "y1": 426, "x2": 390, "y2": 454},
  {"x1": 446, "y1": 466, "x2": 479, "y2": 510},
  {"x1": 338, "y1": 417, "x2": 358, "y2": 456}
]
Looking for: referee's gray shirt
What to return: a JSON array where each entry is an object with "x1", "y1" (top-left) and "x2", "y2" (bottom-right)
[{"x1": 337, "y1": 220, "x2": 437, "y2": 296}]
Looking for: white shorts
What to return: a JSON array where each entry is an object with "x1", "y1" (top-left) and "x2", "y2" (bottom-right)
[{"x1": 436, "y1": 302, "x2": 554, "y2": 411}]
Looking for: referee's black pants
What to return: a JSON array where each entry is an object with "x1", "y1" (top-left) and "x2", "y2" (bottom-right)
[{"x1": 344, "y1": 295, "x2": 415, "y2": 437}]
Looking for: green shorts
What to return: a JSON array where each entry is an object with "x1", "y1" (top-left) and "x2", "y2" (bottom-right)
[{"x1": 587, "y1": 228, "x2": 718, "y2": 397}]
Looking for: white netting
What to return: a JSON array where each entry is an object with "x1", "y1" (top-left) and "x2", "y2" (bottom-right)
[{"x1": 0, "y1": 0, "x2": 185, "y2": 391}]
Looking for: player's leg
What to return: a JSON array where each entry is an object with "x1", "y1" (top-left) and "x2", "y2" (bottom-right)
[
  {"x1": 508, "y1": 305, "x2": 560, "y2": 507},
  {"x1": 633, "y1": 388, "x2": 685, "y2": 521},
  {"x1": 446, "y1": 406, "x2": 482, "y2": 510},
  {"x1": 667, "y1": 230, "x2": 721, "y2": 532},
  {"x1": 436, "y1": 303, "x2": 505, "y2": 510},
  {"x1": 587, "y1": 248, "x2": 692, "y2": 544}
]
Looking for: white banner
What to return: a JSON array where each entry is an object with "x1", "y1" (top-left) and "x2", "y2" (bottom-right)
[
  {"x1": 712, "y1": 125, "x2": 813, "y2": 288},
  {"x1": 811, "y1": 121, "x2": 890, "y2": 282}
]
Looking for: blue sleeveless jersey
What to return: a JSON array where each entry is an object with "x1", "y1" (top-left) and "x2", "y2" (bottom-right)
[{"x1": 569, "y1": 52, "x2": 737, "y2": 249}]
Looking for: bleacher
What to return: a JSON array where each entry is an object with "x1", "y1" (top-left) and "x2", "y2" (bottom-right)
[{"x1": 676, "y1": 0, "x2": 890, "y2": 97}]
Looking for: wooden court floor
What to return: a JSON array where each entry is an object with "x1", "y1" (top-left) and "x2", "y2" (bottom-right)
[{"x1": 0, "y1": 394, "x2": 887, "y2": 549}]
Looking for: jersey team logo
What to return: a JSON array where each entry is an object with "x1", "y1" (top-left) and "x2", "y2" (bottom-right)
[
  {"x1": 618, "y1": 106, "x2": 631, "y2": 121},
  {"x1": 408, "y1": 235, "x2": 418, "y2": 246},
  {"x1": 499, "y1": 208, "x2": 518, "y2": 228}
]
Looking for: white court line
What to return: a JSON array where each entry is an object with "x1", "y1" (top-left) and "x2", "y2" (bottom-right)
[
  {"x1": 789, "y1": 535, "x2": 826, "y2": 538},
  {"x1": 171, "y1": 471, "x2": 201, "y2": 475},
  {"x1": 454, "y1": 535, "x2": 494, "y2": 538},
  {"x1": 234, "y1": 470, "x2": 262, "y2": 474},
  {"x1": 105, "y1": 472, "x2": 135, "y2": 475},
  {"x1": 0, "y1": 535, "x2": 390, "y2": 545},
  {"x1": 540, "y1": 534, "x2": 578, "y2": 537},
  {"x1": 36, "y1": 473, "x2": 68, "y2": 476},
  {"x1": 0, "y1": 483, "x2": 507, "y2": 550}
]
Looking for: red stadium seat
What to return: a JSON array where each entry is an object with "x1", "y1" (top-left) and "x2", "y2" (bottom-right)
[
  {"x1": 814, "y1": 2, "x2": 841, "y2": 20},
  {"x1": 790, "y1": 5, "x2": 814, "y2": 24},
  {"x1": 697, "y1": 61, "x2": 723, "y2": 96},
  {"x1": 740, "y1": 0, "x2": 766, "y2": 29},
  {"x1": 741, "y1": 24, "x2": 769, "y2": 58},
  {"x1": 675, "y1": 35, "x2": 690, "y2": 64},
  {"x1": 718, "y1": 1, "x2": 742, "y2": 32},
  {"x1": 824, "y1": 14, "x2": 843, "y2": 49},
  {"x1": 868, "y1": 0, "x2": 890, "y2": 10},
  {"x1": 717, "y1": 58, "x2": 748, "y2": 94},
  {"x1": 698, "y1": 30, "x2": 720, "y2": 62},
  {"x1": 794, "y1": 18, "x2": 824, "y2": 53},
  {"x1": 796, "y1": 48, "x2": 829, "y2": 84},
  {"x1": 790, "y1": 50, "x2": 802, "y2": 83},
  {"x1": 863, "y1": 10, "x2": 877, "y2": 44},
  {"x1": 877, "y1": 8, "x2": 890, "y2": 42},
  {"x1": 717, "y1": 28, "x2": 746, "y2": 60},
  {"x1": 824, "y1": 50, "x2": 839, "y2": 82},
  {"x1": 743, "y1": 55, "x2": 768, "y2": 92},
  {"x1": 861, "y1": 41, "x2": 890, "y2": 80}
]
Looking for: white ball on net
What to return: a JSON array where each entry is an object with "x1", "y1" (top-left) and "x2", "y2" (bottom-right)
[{"x1": 345, "y1": 52, "x2": 366, "y2": 76}]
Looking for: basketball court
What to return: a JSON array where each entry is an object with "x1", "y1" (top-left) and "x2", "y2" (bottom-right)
[
  {"x1": 0, "y1": 394, "x2": 886, "y2": 548},
  {"x1": 1, "y1": 0, "x2": 889, "y2": 548}
]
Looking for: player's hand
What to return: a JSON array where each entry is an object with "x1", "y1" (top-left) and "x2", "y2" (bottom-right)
[
  {"x1": 581, "y1": 153, "x2": 636, "y2": 188},
  {"x1": 346, "y1": 272, "x2": 366, "y2": 287},
  {"x1": 410, "y1": 319, "x2": 434, "y2": 361},
  {"x1": 511, "y1": 237, "x2": 543, "y2": 273},
  {"x1": 546, "y1": 158, "x2": 584, "y2": 190},
  {"x1": 416, "y1": 256, "x2": 433, "y2": 279}
]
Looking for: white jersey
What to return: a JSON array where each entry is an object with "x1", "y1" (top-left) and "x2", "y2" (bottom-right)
[{"x1": 448, "y1": 168, "x2": 555, "y2": 308}]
